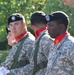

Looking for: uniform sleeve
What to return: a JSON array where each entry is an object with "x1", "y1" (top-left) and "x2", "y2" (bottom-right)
[
  {"x1": 40, "y1": 35, "x2": 53, "y2": 58},
  {"x1": 10, "y1": 63, "x2": 34, "y2": 75},
  {"x1": 1, "y1": 46, "x2": 16, "y2": 69},
  {"x1": 10, "y1": 38, "x2": 35, "y2": 75},
  {"x1": 45, "y1": 41, "x2": 74, "y2": 75},
  {"x1": 10, "y1": 46, "x2": 35, "y2": 75},
  {"x1": 69, "y1": 45, "x2": 74, "y2": 74},
  {"x1": 22, "y1": 40, "x2": 35, "y2": 61}
]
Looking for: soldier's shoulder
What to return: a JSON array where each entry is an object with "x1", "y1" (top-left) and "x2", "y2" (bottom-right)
[
  {"x1": 65, "y1": 35, "x2": 74, "y2": 45},
  {"x1": 41, "y1": 34, "x2": 53, "y2": 42},
  {"x1": 63, "y1": 35, "x2": 74, "y2": 49},
  {"x1": 22, "y1": 32, "x2": 35, "y2": 45},
  {"x1": 68, "y1": 35, "x2": 74, "y2": 43},
  {"x1": 27, "y1": 32, "x2": 35, "y2": 40}
]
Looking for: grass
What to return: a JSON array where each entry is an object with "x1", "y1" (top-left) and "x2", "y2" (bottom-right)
[{"x1": 0, "y1": 50, "x2": 9, "y2": 62}]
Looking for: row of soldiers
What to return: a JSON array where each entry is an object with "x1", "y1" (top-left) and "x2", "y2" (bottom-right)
[{"x1": 0, "y1": 11, "x2": 74, "y2": 75}]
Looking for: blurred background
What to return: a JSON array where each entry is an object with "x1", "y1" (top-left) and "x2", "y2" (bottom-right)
[{"x1": 0, "y1": 0, "x2": 74, "y2": 61}]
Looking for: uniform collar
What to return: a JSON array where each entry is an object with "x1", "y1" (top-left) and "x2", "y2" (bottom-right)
[
  {"x1": 54, "y1": 32, "x2": 67, "y2": 45},
  {"x1": 15, "y1": 31, "x2": 27, "y2": 41},
  {"x1": 34, "y1": 27, "x2": 47, "y2": 39}
]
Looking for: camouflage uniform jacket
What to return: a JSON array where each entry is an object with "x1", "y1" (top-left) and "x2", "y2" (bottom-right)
[
  {"x1": 45, "y1": 33, "x2": 74, "y2": 75},
  {"x1": 1, "y1": 32, "x2": 35, "y2": 69},
  {"x1": 10, "y1": 30, "x2": 53, "y2": 75}
]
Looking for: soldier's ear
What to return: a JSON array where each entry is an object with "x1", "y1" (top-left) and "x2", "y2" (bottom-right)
[
  {"x1": 23, "y1": 23, "x2": 26, "y2": 27},
  {"x1": 59, "y1": 24, "x2": 66, "y2": 32},
  {"x1": 30, "y1": 24, "x2": 34, "y2": 30}
]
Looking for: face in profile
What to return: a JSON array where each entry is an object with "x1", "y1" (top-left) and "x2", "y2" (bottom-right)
[
  {"x1": 47, "y1": 21, "x2": 61, "y2": 38},
  {"x1": 6, "y1": 32, "x2": 15, "y2": 46}
]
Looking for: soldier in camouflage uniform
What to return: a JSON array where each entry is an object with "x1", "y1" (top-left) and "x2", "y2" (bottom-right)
[
  {"x1": 0, "y1": 13, "x2": 35, "y2": 74},
  {"x1": 6, "y1": 26, "x2": 15, "y2": 46},
  {"x1": 8, "y1": 11, "x2": 53, "y2": 75},
  {"x1": 45, "y1": 11, "x2": 74, "y2": 75}
]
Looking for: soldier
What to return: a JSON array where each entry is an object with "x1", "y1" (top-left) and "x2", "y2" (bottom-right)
[
  {"x1": 0, "y1": 27, "x2": 15, "y2": 75},
  {"x1": 0, "y1": 13, "x2": 35, "y2": 75},
  {"x1": 8, "y1": 11, "x2": 53, "y2": 75},
  {"x1": 29, "y1": 11, "x2": 53, "y2": 75},
  {"x1": 45, "y1": 11, "x2": 74, "y2": 75},
  {"x1": 6, "y1": 26, "x2": 15, "y2": 46}
]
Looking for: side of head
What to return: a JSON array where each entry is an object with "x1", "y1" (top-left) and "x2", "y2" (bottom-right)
[
  {"x1": 7, "y1": 13, "x2": 27, "y2": 37},
  {"x1": 30, "y1": 11, "x2": 47, "y2": 30},
  {"x1": 46, "y1": 11, "x2": 69, "y2": 38}
]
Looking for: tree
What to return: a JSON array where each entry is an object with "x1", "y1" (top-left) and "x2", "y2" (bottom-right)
[
  {"x1": 43, "y1": 0, "x2": 74, "y2": 36},
  {"x1": 0, "y1": 0, "x2": 46, "y2": 42},
  {"x1": 0, "y1": 0, "x2": 46, "y2": 50}
]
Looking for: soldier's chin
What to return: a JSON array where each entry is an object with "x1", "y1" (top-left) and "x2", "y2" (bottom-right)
[
  {"x1": 14, "y1": 34, "x2": 19, "y2": 37},
  {"x1": 50, "y1": 35, "x2": 55, "y2": 38}
]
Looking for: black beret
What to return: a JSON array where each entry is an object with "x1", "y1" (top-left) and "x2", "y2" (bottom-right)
[
  {"x1": 45, "y1": 11, "x2": 69, "y2": 22},
  {"x1": 6, "y1": 26, "x2": 10, "y2": 34},
  {"x1": 30, "y1": 11, "x2": 46, "y2": 20},
  {"x1": 7, "y1": 13, "x2": 25, "y2": 25}
]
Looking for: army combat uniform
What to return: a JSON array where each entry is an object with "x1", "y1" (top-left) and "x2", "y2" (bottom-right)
[
  {"x1": 45, "y1": 33, "x2": 74, "y2": 75},
  {"x1": 9, "y1": 30, "x2": 53, "y2": 75},
  {"x1": 1, "y1": 32, "x2": 35, "y2": 70}
]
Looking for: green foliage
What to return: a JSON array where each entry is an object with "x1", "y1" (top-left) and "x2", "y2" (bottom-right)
[
  {"x1": 0, "y1": 0, "x2": 46, "y2": 42},
  {"x1": 0, "y1": 50, "x2": 9, "y2": 62},
  {"x1": 0, "y1": 0, "x2": 74, "y2": 50},
  {"x1": 43, "y1": 0, "x2": 74, "y2": 36}
]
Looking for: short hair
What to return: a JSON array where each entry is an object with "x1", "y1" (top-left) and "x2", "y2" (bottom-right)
[{"x1": 30, "y1": 11, "x2": 47, "y2": 26}]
